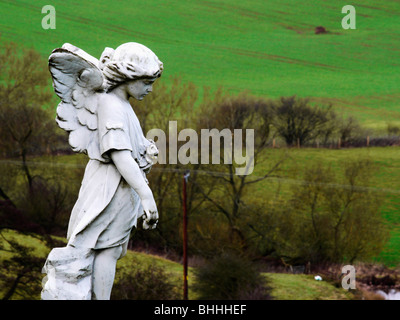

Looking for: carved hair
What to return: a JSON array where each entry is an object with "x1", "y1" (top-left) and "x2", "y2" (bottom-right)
[{"x1": 99, "y1": 42, "x2": 163, "y2": 91}]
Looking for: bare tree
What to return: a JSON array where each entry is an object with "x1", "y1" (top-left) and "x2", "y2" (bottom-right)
[
  {"x1": 272, "y1": 95, "x2": 333, "y2": 146},
  {"x1": 277, "y1": 159, "x2": 389, "y2": 264},
  {"x1": 191, "y1": 92, "x2": 286, "y2": 252}
]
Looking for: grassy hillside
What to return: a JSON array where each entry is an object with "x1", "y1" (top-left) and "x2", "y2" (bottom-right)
[
  {"x1": 1, "y1": 0, "x2": 399, "y2": 128},
  {"x1": 0, "y1": 229, "x2": 354, "y2": 300},
  {"x1": 266, "y1": 273, "x2": 353, "y2": 300},
  {"x1": 0, "y1": 228, "x2": 193, "y2": 300}
]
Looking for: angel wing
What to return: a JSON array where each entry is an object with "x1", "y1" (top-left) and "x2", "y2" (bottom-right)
[{"x1": 49, "y1": 43, "x2": 105, "y2": 161}]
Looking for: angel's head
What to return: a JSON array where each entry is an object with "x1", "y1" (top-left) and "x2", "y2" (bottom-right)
[{"x1": 100, "y1": 42, "x2": 163, "y2": 95}]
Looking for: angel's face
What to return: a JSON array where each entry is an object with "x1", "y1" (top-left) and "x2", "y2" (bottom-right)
[{"x1": 126, "y1": 78, "x2": 156, "y2": 100}]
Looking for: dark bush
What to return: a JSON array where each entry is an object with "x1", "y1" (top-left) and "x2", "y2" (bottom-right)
[
  {"x1": 315, "y1": 26, "x2": 327, "y2": 34},
  {"x1": 272, "y1": 96, "x2": 333, "y2": 146},
  {"x1": 387, "y1": 122, "x2": 400, "y2": 136},
  {"x1": 111, "y1": 264, "x2": 180, "y2": 300},
  {"x1": 192, "y1": 252, "x2": 271, "y2": 300}
]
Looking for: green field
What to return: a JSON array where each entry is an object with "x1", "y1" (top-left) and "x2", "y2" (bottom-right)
[{"x1": 1, "y1": 0, "x2": 399, "y2": 128}]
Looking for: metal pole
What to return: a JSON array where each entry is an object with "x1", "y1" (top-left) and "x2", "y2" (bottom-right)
[{"x1": 183, "y1": 170, "x2": 190, "y2": 300}]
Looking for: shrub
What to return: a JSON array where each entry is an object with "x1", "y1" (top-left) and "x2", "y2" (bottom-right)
[
  {"x1": 111, "y1": 264, "x2": 181, "y2": 300},
  {"x1": 192, "y1": 252, "x2": 271, "y2": 300}
]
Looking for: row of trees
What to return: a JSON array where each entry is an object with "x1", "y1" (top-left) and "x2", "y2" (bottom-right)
[{"x1": 272, "y1": 97, "x2": 400, "y2": 148}]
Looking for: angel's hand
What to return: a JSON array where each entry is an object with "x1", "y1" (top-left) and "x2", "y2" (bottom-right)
[
  {"x1": 141, "y1": 196, "x2": 159, "y2": 230},
  {"x1": 110, "y1": 150, "x2": 159, "y2": 229}
]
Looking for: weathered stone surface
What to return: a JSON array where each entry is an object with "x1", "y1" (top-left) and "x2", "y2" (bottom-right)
[{"x1": 41, "y1": 247, "x2": 94, "y2": 300}]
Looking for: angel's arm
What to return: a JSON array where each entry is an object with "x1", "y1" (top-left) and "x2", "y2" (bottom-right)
[{"x1": 110, "y1": 150, "x2": 158, "y2": 229}]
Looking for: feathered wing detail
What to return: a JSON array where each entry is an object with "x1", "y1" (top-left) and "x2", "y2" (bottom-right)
[{"x1": 49, "y1": 44, "x2": 106, "y2": 161}]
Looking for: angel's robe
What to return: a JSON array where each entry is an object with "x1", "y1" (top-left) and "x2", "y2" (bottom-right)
[{"x1": 66, "y1": 96, "x2": 154, "y2": 249}]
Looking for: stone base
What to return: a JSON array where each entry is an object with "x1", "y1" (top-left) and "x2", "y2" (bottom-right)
[{"x1": 41, "y1": 246, "x2": 95, "y2": 300}]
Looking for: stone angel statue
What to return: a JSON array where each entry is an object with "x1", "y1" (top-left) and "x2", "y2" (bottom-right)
[{"x1": 41, "y1": 42, "x2": 163, "y2": 300}]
